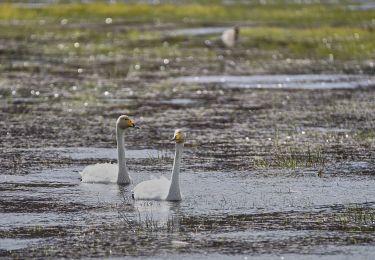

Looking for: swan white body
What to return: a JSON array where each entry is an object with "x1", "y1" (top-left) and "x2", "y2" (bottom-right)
[
  {"x1": 133, "y1": 130, "x2": 185, "y2": 201},
  {"x1": 79, "y1": 163, "x2": 120, "y2": 184},
  {"x1": 80, "y1": 115, "x2": 136, "y2": 184},
  {"x1": 221, "y1": 26, "x2": 239, "y2": 48}
]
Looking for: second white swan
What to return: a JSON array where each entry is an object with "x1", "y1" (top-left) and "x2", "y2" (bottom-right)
[{"x1": 133, "y1": 129, "x2": 186, "y2": 201}]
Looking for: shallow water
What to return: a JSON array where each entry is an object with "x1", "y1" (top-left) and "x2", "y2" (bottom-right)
[
  {"x1": 0, "y1": 238, "x2": 44, "y2": 251},
  {"x1": 3, "y1": 166, "x2": 375, "y2": 216},
  {"x1": 17, "y1": 147, "x2": 172, "y2": 160},
  {"x1": 175, "y1": 74, "x2": 375, "y2": 90},
  {"x1": 159, "y1": 98, "x2": 197, "y2": 105},
  {"x1": 2, "y1": 163, "x2": 375, "y2": 257},
  {"x1": 167, "y1": 27, "x2": 230, "y2": 36},
  {"x1": 348, "y1": 0, "x2": 375, "y2": 11},
  {"x1": 307, "y1": 127, "x2": 351, "y2": 133},
  {"x1": 145, "y1": 246, "x2": 375, "y2": 260}
]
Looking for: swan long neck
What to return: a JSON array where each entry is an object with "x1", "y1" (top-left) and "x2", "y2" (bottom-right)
[
  {"x1": 116, "y1": 127, "x2": 130, "y2": 184},
  {"x1": 166, "y1": 142, "x2": 184, "y2": 201}
]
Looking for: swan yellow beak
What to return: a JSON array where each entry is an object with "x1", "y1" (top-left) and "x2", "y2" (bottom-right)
[
  {"x1": 172, "y1": 131, "x2": 185, "y2": 143},
  {"x1": 127, "y1": 119, "x2": 138, "y2": 128}
]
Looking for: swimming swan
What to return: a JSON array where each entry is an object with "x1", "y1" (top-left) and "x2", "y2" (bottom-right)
[
  {"x1": 133, "y1": 129, "x2": 186, "y2": 201},
  {"x1": 80, "y1": 115, "x2": 137, "y2": 184}
]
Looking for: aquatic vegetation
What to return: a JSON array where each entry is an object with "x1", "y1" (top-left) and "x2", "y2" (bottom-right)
[
  {"x1": 338, "y1": 206, "x2": 375, "y2": 231},
  {"x1": 255, "y1": 144, "x2": 325, "y2": 170},
  {"x1": 118, "y1": 208, "x2": 178, "y2": 233},
  {"x1": 255, "y1": 127, "x2": 326, "y2": 170},
  {"x1": 143, "y1": 149, "x2": 173, "y2": 164},
  {"x1": 354, "y1": 129, "x2": 375, "y2": 142}
]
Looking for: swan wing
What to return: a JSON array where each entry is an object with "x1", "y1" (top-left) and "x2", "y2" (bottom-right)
[
  {"x1": 80, "y1": 163, "x2": 118, "y2": 183},
  {"x1": 133, "y1": 176, "x2": 170, "y2": 200}
]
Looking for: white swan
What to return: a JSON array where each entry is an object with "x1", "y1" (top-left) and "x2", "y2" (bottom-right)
[
  {"x1": 133, "y1": 129, "x2": 186, "y2": 201},
  {"x1": 221, "y1": 26, "x2": 240, "y2": 48},
  {"x1": 80, "y1": 115, "x2": 137, "y2": 184}
]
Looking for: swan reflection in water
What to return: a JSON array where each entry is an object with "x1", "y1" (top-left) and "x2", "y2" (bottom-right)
[{"x1": 119, "y1": 192, "x2": 181, "y2": 231}]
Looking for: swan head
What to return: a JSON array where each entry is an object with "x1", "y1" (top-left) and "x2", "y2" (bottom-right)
[
  {"x1": 117, "y1": 115, "x2": 137, "y2": 130},
  {"x1": 172, "y1": 129, "x2": 186, "y2": 144}
]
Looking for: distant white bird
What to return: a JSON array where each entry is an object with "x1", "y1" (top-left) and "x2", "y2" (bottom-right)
[
  {"x1": 80, "y1": 115, "x2": 137, "y2": 184},
  {"x1": 221, "y1": 26, "x2": 240, "y2": 48},
  {"x1": 133, "y1": 129, "x2": 186, "y2": 201}
]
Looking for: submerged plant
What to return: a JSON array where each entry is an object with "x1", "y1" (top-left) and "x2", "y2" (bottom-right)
[
  {"x1": 144, "y1": 149, "x2": 172, "y2": 164},
  {"x1": 118, "y1": 207, "x2": 178, "y2": 233}
]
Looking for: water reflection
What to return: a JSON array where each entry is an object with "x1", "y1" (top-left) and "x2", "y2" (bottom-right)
[
  {"x1": 132, "y1": 200, "x2": 180, "y2": 228},
  {"x1": 79, "y1": 182, "x2": 124, "y2": 205}
]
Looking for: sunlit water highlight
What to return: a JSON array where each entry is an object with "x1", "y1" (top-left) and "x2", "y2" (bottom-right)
[
  {"x1": 175, "y1": 74, "x2": 375, "y2": 90},
  {"x1": 167, "y1": 27, "x2": 230, "y2": 36},
  {"x1": 18, "y1": 147, "x2": 171, "y2": 160}
]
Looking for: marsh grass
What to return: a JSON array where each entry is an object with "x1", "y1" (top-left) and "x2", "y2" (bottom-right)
[
  {"x1": 338, "y1": 206, "x2": 375, "y2": 231},
  {"x1": 118, "y1": 197, "x2": 178, "y2": 233},
  {"x1": 255, "y1": 127, "x2": 326, "y2": 171},
  {"x1": 277, "y1": 145, "x2": 325, "y2": 169},
  {"x1": 255, "y1": 145, "x2": 326, "y2": 170},
  {"x1": 354, "y1": 129, "x2": 375, "y2": 142},
  {"x1": 142, "y1": 149, "x2": 173, "y2": 165},
  {"x1": 123, "y1": 211, "x2": 177, "y2": 233}
]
